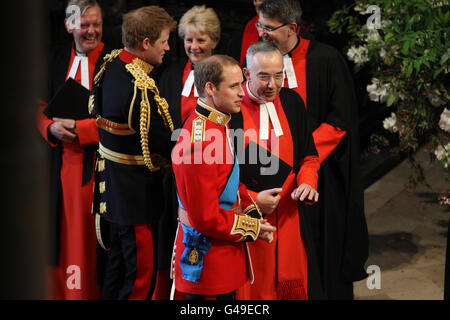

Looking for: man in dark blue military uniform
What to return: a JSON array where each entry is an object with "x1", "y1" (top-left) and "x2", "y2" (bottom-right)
[{"x1": 90, "y1": 5, "x2": 177, "y2": 300}]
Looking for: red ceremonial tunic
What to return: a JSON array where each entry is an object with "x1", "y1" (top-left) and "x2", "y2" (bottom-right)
[
  {"x1": 37, "y1": 43, "x2": 104, "y2": 300},
  {"x1": 172, "y1": 103, "x2": 258, "y2": 296},
  {"x1": 236, "y1": 84, "x2": 319, "y2": 300},
  {"x1": 283, "y1": 36, "x2": 346, "y2": 163}
]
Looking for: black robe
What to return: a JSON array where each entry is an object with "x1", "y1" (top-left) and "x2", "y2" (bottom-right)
[
  {"x1": 45, "y1": 42, "x2": 109, "y2": 266},
  {"x1": 157, "y1": 59, "x2": 190, "y2": 271},
  {"x1": 445, "y1": 217, "x2": 450, "y2": 300},
  {"x1": 158, "y1": 59, "x2": 188, "y2": 130},
  {"x1": 298, "y1": 31, "x2": 369, "y2": 299}
]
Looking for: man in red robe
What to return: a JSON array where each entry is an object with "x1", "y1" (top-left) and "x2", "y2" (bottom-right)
[
  {"x1": 171, "y1": 55, "x2": 276, "y2": 300},
  {"x1": 255, "y1": 0, "x2": 369, "y2": 299},
  {"x1": 230, "y1": 41, "x2": 320, "y2": 300},
  {"x1": 36, "y1": 0, "x2": 108, "y2": 300}
]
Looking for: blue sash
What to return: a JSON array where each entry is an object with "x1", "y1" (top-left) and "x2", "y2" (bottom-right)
[{"x1": 178, "y1": 157, "x2": 240, "y2": 282}]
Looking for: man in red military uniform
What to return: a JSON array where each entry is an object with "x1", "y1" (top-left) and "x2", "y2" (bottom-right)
[
  {"x1": 256, "y1": 0, "x2": 369, "y2": 299},
  {"x1": 171, "y1": 54, "x2": 276, "y2": 300},
  {"x1": 36, "y1": 0, "x2": 108, "y2": 300},
  {"x1": 230, "y1": 41, "x2": 320, "y2": 300}
]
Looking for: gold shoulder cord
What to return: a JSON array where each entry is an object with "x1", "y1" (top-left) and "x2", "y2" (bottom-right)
[
  {"x1": 126, "y1": 58, "x2": 174, "y2": 172},
  {"x1": 93, "y1": 49, "x2": 123, "y2": 86},
  {"x1": 89, "y1": 49, "x2": 123, "y2": 116}
]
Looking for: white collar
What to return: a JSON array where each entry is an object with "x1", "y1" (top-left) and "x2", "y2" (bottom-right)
[
  {"x1": 182, "y1": 69, "x2": 199, "y2": 97},
  {"x1": 282, "y1": 54, "x2": 298, "y2": 89},
  {"x1": 245, "y1": 82, "x2": 284, "y2": 140},
  {"x1": 67, "y1": 53, "x2": 90, "y2": 90}
]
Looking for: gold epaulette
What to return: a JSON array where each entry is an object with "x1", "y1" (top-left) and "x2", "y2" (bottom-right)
[
  {"x1": 231, "y1": 215, "x2": 260, "y2": 242},
  {"x1": 94, "y1": 49, "x2": 123, "y2": 85},
  {"x1": 125, "y1": 57, "x2": 174, "y2": 172},
  {"x1": 191, "y1": 117, "x2": 206, "y2": 143},
  {"x1": 89, "y1": 49, "x2": 123, "y2": 117}
]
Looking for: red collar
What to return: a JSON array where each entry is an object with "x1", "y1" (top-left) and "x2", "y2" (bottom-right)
[{"x1": 119, "y1": 48, "x2": 137, "y2": 64}]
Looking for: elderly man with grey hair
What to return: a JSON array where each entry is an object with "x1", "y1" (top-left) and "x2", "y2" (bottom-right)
[
  {"x1": 37, "y1": 0, "x2": 109, "y2": 300},
  {"x1": 229, "y1": 40, "x2": 320, "y2": 300},
  {"x1": 255, "y1": 0, "x2": 368, "y2": 300}
]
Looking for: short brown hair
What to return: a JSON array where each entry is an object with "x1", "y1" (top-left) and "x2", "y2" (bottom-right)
[
  {"x1": 122, "y1": 6, "x2": 177, "y2": 49},
  {"x1": 194, "y1": 55, "x2": 239, "y2": 98}
]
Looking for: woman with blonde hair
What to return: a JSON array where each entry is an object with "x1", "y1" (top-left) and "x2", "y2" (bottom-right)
[
  {"x1": 157, "y1": 5, "x2": 221, "y2": 300},
  {"x1": 159, "y1": 5, "x2": 221, "y2": 127}
]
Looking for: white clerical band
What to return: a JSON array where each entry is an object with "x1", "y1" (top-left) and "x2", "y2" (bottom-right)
[
  {"x1": 283, "y1": 55, "x2": 298, "y2": 89},
  {"x1": 182, "y1": 70, "x2": 199, "y2": 97},
  {"x1": 259, "y1": 102, "x2": 284, "y2": 140},
  {"x1": 67, "y1": 55, "x2": 90, "y2": 90}
]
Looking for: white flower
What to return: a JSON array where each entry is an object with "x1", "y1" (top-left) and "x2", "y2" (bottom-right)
[
  {"x1": 366, "y1": 29, "x2": 381, "y2": 42},
  {"x1": 367, "y1": 78, "x2": 392, "y2": 103},
  {"x1": 434, "y1": 143, "x2": 450, "y2": 168},
  {"x1": 347, "y1": 45, "x2": 369, "y2": 65},
  {"x1": 354, "y1": 3, "x2": 369, "y2": 14},
  {"x1": 426, "y1": 0, "x2": 449, "y2": 8},
  {"x1": 439, "y1": 108, "x2": 450, "y2": 132},
  {"x1": 382, "y1": 112, "x2": 399, "y2": 133},
  {"x1": 381, "y1": 19, "x2": 392, "y2": 28}
]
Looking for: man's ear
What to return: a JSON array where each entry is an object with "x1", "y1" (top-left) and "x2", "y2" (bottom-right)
[
  {"x1": 243, "y1": 68, "x2": 251, "y2": 82},
  {"x1": 204, "y1": 82, "x2": 217, "y2": 97},
  {"x1": 287, "y1": 22, "x2": 298, "y2": 36},
  {"x1": 142, "y1": 37, "x2": 151, "y2": 50},
  {"x1": 64, "y1": 18, "x2": 73, "y2": 34}
]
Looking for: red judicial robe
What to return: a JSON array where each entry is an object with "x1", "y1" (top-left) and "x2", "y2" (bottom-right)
[
  {"x1": 172, "y1": 101, "x2": 261, "y2": 296},
  {"x1": 288, "y1": 31, "x2": 369, "y2": 299},
  {"x1": 37, "y1": 42, "x2": 106, "y2": 300},
  {"x1": 231, "y1": 84, "x2": 320, "y2": 300}
]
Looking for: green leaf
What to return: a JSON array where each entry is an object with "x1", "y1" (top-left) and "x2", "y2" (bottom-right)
[
  {"x1": 406, "y1": 63, "x2": 414, "y2": 77},
  {"x1": 402, "y1": 40, "x2": 410, "y2": 55},
  {"x1": 441, "y1": 48, "x2": 450, "y2": 65},
  {"x1": 387, "y1": 91, "x2": 396, "y2": 106},
  {"x1": 433, "y1": 66, "x2": 446, "y2": 79},
  {"x1": 414, "y1": 60, "x2": 421, "y2": 73}
]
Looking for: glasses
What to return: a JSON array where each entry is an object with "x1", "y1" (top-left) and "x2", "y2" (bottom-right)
[{"x1": 255, "y1": 21, "x2": 289, "y2": 33}]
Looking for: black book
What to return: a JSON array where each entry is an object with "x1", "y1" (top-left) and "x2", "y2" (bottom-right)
[
  {"x1": 43, "y1": 78, "x2": 90, "y2": 120},
  {"x1": 239, "y1": 141, "x2": 292, "y2": 192}
]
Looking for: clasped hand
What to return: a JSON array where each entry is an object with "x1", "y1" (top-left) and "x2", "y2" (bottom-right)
[
  {"x1": 258, "y1": 219, "x2": 276, "y2": 243},
  {"x1": 48, "y1": 117, "x2": 77, "y2": 142}
]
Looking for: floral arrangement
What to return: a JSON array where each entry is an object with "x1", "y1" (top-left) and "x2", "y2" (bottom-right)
[{"x1": 328, "y1": 0, "x2": 450, "y2": 191}]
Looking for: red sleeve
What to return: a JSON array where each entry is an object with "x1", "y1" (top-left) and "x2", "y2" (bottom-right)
[
  {"x1": 174, "y1": 140, "x2": 246, "y2": 242},
  {"x1": 312, "y1": 122, "x2": 346, "y2": 164},
  {"x1": 36, "y1": 101, "x2": 57, "y2": 147},
  {"x1": 296, "y1": 155, "x2": 320, "y2": 190},
  {"x1": 76, "y1": 118, "x2": 99, "y2": 146},
  {"x1": 237, "y1": 182, "x2": 256, "y2": 212}
]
